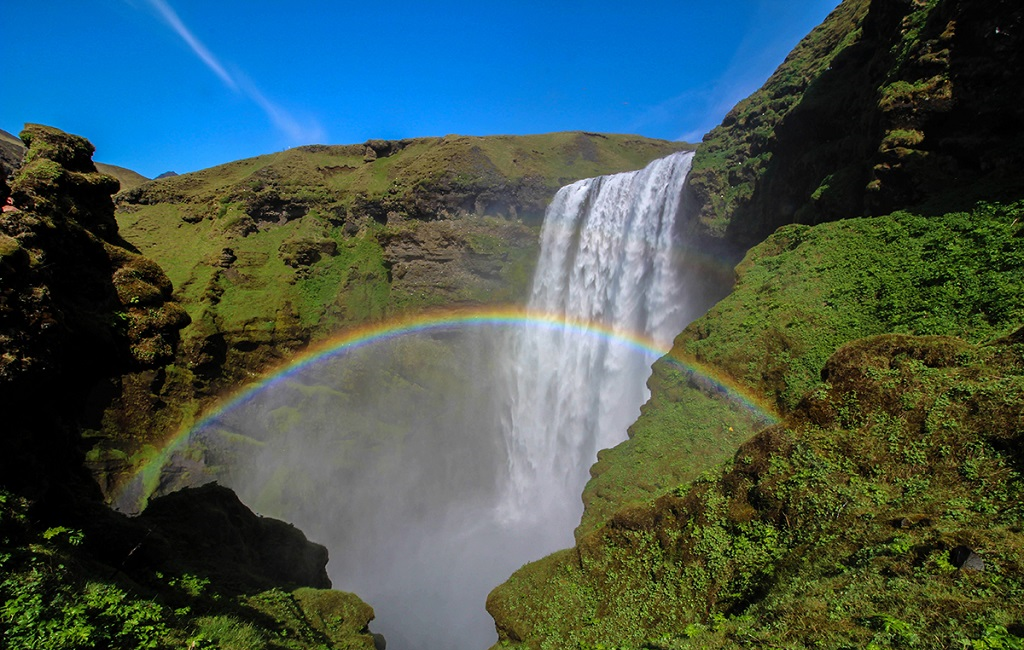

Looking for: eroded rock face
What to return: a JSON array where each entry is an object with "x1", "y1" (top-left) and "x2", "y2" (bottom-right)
[
  {"x1": 0, "y1": 124, "x2": 189, "y2": 497},
  {"x1": 135, "y1": 483, "x2": 332, "y2": 589},
  {"x1": 686, "y1": 0, "x2": 1024, "y2": 251}
]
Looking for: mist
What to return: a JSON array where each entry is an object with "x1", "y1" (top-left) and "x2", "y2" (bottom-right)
[
  {"x1": 190, "y1": 325, "x2": 576, "y2": 648},
  {"x1": 156, "y1": 151, "x2": 698, "y2": 649}
]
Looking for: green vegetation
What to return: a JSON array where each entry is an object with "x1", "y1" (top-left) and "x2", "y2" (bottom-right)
[
  {"x1": 685, "y1": 0, "x2": 871, "y2": 238},
  {"x1": 681, "y1": 202, "x2": 1024, "y2": 414},
  {"x1": 99, "y1": 131, "x2": 684, "y2": 491},
  {"x1": 489, "y1": 202, "x2": 1024, "y2": 650},
  {"x1": 0, "y1": 491, "x2": 376, "y2": 650},
  {"x1": 95, "y1": 162, "x2": 150, "y2": 191},
  {"x1": 113, "y1": 131, "x2": 687, "y2": 358},
  {"x1": 118, "y1": 133, "x2": 690, "y2": 223}
]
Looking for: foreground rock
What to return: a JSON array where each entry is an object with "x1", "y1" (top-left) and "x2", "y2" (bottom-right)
[{"x1": 0, "y1": 125, "x2": 380, "y2": 649}]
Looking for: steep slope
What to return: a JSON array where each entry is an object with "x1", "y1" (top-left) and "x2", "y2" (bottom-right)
[
  {"x1": 0, "y1": 125, "x2": 381, "y2": 649},
  {"x1": 686, "y1": 0, "x2": 1024, "y2": 251},
  {"x1": 488, "y1": 0, "x2": 1024, "y2": 646}
]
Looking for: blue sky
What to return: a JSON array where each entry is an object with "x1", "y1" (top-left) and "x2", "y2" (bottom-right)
[{"x1": 3, "y1": 1, "x2": 839, "y2": 178}]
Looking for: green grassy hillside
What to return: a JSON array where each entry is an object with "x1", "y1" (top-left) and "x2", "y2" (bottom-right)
[
  {"x1": 490, "y1": 201, "x2": 1024, "y2": 650},
  {"x1": 115, "y1": 132, "x2": 688, "y2": 362},
  {"x1": 95, "y1": 162, "x2": 150, "y2": 190}
]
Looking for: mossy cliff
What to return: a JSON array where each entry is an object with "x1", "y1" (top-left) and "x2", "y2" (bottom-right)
[
  {"x1": 685, "y1": 0, "x2": 1024, "y2": 252},
  {"x1": 0, "y1": 124, "x2": 188, "y2": 497},
  {"x1": 0, "y1": 126, "x2": 381, "y2": 648},
  {"x1": 489, "y1": 0, "x2": 1024, "y2": 647}
]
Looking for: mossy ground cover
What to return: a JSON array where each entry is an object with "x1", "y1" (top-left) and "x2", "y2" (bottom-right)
[
  {"x1": 0, "y1": 492, "x2": 377, "y2": 650},
  {"x1": 490, "y1": 331, "x2": 1024, "y2": 650},
  {"x1": 680, "y1": 202, "x2": 1024, "y2": 414},
  {"x1": 489, "y1": 201, "x2": 1024, "y2": 649}
]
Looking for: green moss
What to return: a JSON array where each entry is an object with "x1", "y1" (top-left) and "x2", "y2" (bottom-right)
[
  {"x1": 0, "y1": 233, "x2": 21, "y2": 259},
  {"x1": 681, "y1": 202, "x2": 1024, "y2": 415},
  {"x1": 490, "y1": 333, "x2": 1024, "y2": 650}
]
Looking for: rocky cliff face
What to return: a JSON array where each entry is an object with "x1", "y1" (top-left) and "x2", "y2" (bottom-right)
[
  {"x1": 0, "y1": 124, "x2": 189, "y2": 497},
  {"x1": 686, "y1": 0, "x2": 1024, "y2": 251}
]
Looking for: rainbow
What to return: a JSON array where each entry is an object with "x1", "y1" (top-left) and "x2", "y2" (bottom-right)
[{"x1": 113, "y1": 306, "x2": 779, "y2": 511}]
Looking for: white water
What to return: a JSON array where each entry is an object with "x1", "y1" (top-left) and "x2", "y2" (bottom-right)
[
  {"x1": 498, "y1": 150, "x2": 693, "y2": 538},
  {"x1": 138, "y1": 151, "x2": 697, "y2": 650}
]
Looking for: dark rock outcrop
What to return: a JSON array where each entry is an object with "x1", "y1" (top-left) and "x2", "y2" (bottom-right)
[
  {"x1": 0, "y1": 124, "x2": 189, "y2": 498},
  {"x1": 134, "y1": 483, "x2": 332, "y2": 589},
  {"x1": 687, "y1": 0, "x2": 1024, "y2": 252}
]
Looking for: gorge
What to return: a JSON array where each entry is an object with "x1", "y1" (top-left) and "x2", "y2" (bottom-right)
[
  {"x1": 128, "y1": 150, "x2": 702, "y2": 649},
  {"x1": 1, "y1": 0, "x2": 1023, "y2": 648}
]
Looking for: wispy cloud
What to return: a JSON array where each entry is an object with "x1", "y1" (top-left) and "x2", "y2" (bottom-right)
[
  {"x1": 147, "y1": 0, "x2": 236, "y2": 91},
  {"x1": 144, "y1": 0, "x2": 323, "y2": 144}
]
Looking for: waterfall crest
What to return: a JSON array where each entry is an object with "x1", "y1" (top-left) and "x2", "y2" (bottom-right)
[
  {"x1": 137, "y1": 150, "x2": 697, "y2": 650},
  {"x1": 499, "y1": 150, "x2": 694, "y2": 530}
]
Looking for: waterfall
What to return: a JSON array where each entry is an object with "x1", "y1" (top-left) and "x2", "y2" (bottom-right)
[
  {"x1": 499, "y1": 150, "x2": 694, "y2": 532},
  {"x1": 138, "y1": 150, "x2": 697, "y2": 650}
]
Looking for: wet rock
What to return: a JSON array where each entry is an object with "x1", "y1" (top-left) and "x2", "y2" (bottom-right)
[
  {"x1": 137, "y1": 482, "x2": 332, "y2": 589},
  {"x1": 950, "y1": 545, "x2": 985, "y2": 572}
]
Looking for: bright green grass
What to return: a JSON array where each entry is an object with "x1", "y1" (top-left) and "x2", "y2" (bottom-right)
[{"x1": 489, "y1": 202, "x2": 1024, "y2": 650}]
